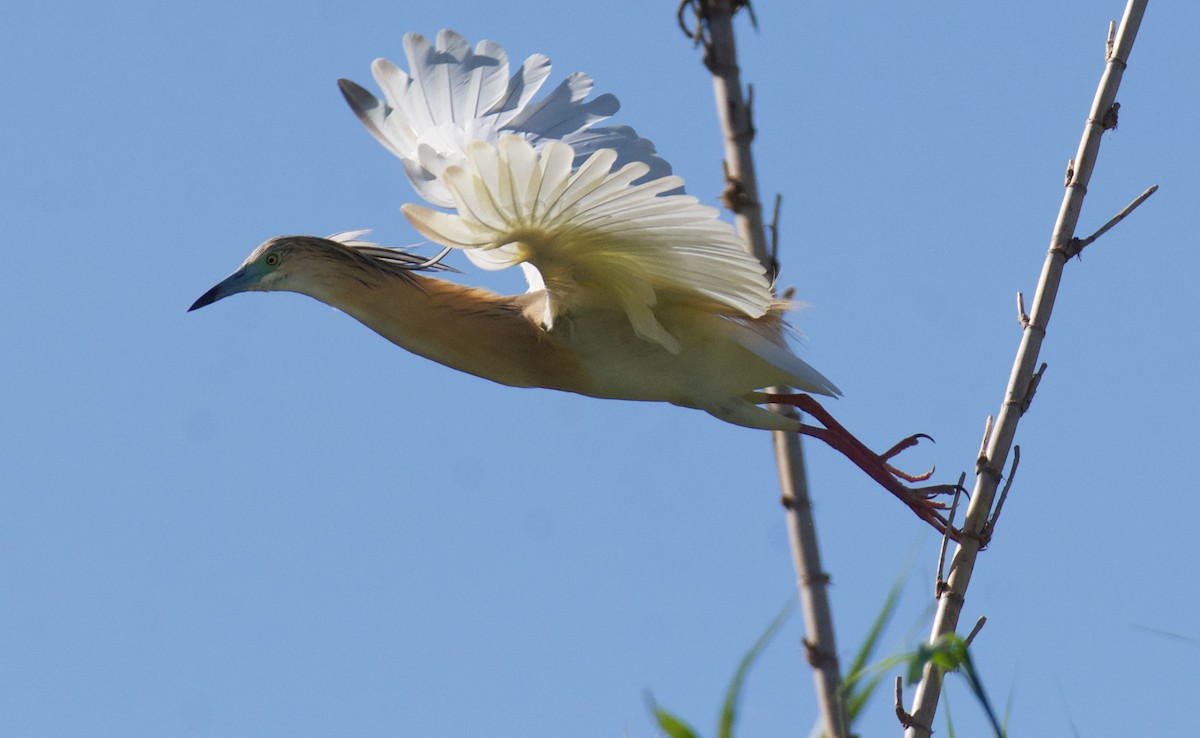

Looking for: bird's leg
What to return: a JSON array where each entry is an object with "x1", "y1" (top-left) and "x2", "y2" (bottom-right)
[{"x1": 766, "y1": 393, "x2": 962, "y2": 539}]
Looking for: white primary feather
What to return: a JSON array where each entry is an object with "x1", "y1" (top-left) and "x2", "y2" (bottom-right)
[{"x1": 339, "y1": 29, "x2": 670, "y2": 209}]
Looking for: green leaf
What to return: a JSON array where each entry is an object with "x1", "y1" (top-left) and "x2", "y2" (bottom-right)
[
  {"x1": 903, "y1": 633, "x2": 1006, "y2": 737},
  {"x1": 646, "y1": 694, "x2": 701, "y2": 738},
  {"x1": 955, "y1": 645, "x2": 1004, "y2": 736},
  {"x1": 841, "y1": 563, "x2": 908, "y2": 721},
  {"x1": 905, "y1": 633, "x2": 968, "y2": 684},
  {"x1": 844, "y1": 567, "x2": 905, "y2": 684},
  {"x1": 645, "y1": 605, "x2": 793, "y2": 738},
  {"x1": 717, "y1": 603, "x2": 793, "y2": 738}
]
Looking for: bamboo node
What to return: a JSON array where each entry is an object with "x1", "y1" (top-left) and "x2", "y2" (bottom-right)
[
  {"x1": 1102, "y1": 101, "x2": 1121, "y2": 130},
  {"x1": 800, "y1": 570, "x2": 831, "y2": 587},
  {"x1": 802, "y1": 637, "x2": 837, "y2": 668},
  {"x1": 975, "y1": 455, "x2": 1001, "y2": 481},
  {"x1": 1019, "y1": 364, "x2": 1048, "y2": 415},
  {"x1": 720, "y1": 160, "x2": 755, "y2": 212}
]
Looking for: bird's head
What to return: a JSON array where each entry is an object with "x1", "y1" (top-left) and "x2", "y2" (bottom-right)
[
  {"x1": 189, "y1": 232, "x2": 456, "y2": 312},
  {"x1": 188, "y1": 236, "x2": 321, "y2": 312}
]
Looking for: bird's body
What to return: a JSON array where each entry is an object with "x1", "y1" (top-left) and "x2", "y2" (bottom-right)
[
  {"x1": 190, "y1": 28, "x2": 958, "y2": 533},
  {"x1": 223, "y1": 234, "x2": 826, "y2": 431},
  {"x1": 192, "y1": 29, "x2": 841, "y2": 431}
]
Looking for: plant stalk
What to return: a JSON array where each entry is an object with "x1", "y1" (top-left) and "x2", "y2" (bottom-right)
[
  {"x1": 686, "y1": 2, "x2": 850, "y2": 735},
  {"x1": 903, "y1": 2, "x2": 1150, "y2": 734}
]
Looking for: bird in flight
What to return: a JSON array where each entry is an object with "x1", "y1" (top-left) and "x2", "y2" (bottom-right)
[{"x1": 190, "y1": 30, "x2": 955, "y2": 533}]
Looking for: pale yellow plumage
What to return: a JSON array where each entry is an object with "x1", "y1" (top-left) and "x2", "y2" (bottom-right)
[
  {"x1": 189, "y1": 29, "x2": 958, "y2": 534},
  {"x1": 190, "y1": 29, "x2": 840, "y2": 431},
  {"x1": 191, "y1": 229, "x2": 832, "y2": 431}
]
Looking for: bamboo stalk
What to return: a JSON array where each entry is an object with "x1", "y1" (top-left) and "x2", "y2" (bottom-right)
[
  {"x1": 680, "y1": 2, "x2": 850, "y2": 735},
  {"x1": 902, "y1": 2, "x2": 1151, "y2": 734}
]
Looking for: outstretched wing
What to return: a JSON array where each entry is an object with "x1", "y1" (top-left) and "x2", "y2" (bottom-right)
[
  {"x1": 338, "y1": 29, "x2": 671, "y2": 208},
  {"x1": 403, "y1": 135, "x2": 773, "y2": 354}
]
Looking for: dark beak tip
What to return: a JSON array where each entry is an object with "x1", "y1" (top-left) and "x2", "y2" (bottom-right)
[{"x1": 188, "y1": 285, "x2": 222, "y2": 312}]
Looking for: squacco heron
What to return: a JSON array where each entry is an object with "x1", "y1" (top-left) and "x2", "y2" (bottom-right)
[{"x1": 191, "y1": 30, "x2": 954, "y2": 532}]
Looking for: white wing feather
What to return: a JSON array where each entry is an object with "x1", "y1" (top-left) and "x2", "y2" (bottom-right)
[
  {"x1": 340, "y1": 30, "x2": 836, "y2": 396},
  {"x1": 339, "y1": 29, "x2": 670, "y2": 208},
  {"x1": 403, "y1": 136, "x2": 773, "y2": 353}
]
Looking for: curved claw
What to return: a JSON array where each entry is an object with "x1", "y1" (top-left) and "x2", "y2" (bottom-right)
[
  {"x1": 881, "y1": 433, "x2": 934, "y2": 460},
  {"x1": 881, "y1": 433, "x2": 938, "y2": 482},
  {"x1": 886, "y1": 463, "x2": 936, "y2": 483}
]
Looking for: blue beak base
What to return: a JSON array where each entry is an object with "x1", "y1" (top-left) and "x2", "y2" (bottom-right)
[{"x1": 188, "y1": 267, "x2": 256, "y2": 312}]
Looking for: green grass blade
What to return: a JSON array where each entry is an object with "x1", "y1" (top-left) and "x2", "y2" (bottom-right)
[
  {"x1": 943, "y1": 693, "x2": 956, "y2": 738},
  {"x1": 841, "y1": 566, "x2": 908, "y2": 721},
  {"x1": 958, "y1": 648, "x2": 1004, "y2": 736},
  {"x1": 717, "y1": 603, "x2": 793, "y2": 738},
  {"x1": 844, "y1": 569, "x2": 905, "y2": 686},
  {"x1": 646, "y1": 693, "x2": 701, "y2": 738},
  {"x1": 903, "y1": 634, "x2": 1005, "y2": 737}
]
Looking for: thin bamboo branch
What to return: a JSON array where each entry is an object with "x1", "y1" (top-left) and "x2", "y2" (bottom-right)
[
  {"x1": 935, "y1": 476, "x2": 965, "y2": 597},
  {"x1": 680, "y1": 2, "x2": 850, "y2": 735},
  {"x1": 895, "y1": 676, "x2": 912, "y2": 729},
  {"x1": 902, "y1": 2, "x2": 1152, "y2": 734},
  {"x1": 962, "y1": 617, "x2": 987, "y2": 648},
  {"x1": 1066, "y1": 184, "x2": 1158, "y2": 256}
]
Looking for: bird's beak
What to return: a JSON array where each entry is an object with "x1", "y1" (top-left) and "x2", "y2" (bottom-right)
[{"x1": 188, "y1": 265, "x2": 257, "y2": 312}]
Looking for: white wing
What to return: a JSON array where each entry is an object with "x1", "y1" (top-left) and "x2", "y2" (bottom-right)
[
  {"x1": 339, "y1": 29, "x2": 671, "y2": 208},
  {"x1": 403, "y1": 135, "x2": 773, "y2": 354}
]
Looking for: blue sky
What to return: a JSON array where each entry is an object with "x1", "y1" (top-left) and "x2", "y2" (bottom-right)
[{"x1": 3, "y1": 1, "x2": 1197, "y2": 736}]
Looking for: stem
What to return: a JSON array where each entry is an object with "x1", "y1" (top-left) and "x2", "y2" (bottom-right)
[
  {"x1": 684, "y1": 2, "x2": 850, "y2": 735},
  {"x1": 903, "y1": 2, "x2": 1151, "y2": 734}
]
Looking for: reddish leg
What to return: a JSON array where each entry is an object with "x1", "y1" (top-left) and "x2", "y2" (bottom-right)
[{"x1": 767, "y1": 393, "x2": 961, "y2": 539}]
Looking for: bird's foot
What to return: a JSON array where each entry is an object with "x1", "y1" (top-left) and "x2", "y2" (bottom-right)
[{"x1": 766, "y1": 393, "x2": 963, "y2": 540}]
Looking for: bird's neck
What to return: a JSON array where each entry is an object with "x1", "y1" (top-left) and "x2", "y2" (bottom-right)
[{"x1": 314, "y1": 270, "x2": 585, "y2": 391}]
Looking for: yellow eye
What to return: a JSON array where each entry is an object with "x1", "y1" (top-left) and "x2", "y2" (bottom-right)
[{"x1": 265, "y1": 253, "x2": 280, "y2": 266}]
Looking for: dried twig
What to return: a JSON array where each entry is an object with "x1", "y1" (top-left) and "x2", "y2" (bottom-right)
[
  {"x1": 963, "y1": 616, "x2": 987, "y2": 647},
  {"x1": 976, "y1": 415, "x2": 994, "y2": 472},
  {"x1": 904, "y1": 4, "x2": 1152, "y2": 734},
  {"x1": 981, "y1": 446, "x2": 1020, "y2": 547},
  {"x1": 1016, "y1": 291, "x2": 1030, "y2": 328},
  {"x1": 935, "y1": 475, "x2": 966, "y2": 598},
  {"x1": 682, "y1": 1, "x2": 849, "y2": 735},
  {"x1": 1064, "y1": 184, "x2": 1159, "y2": 257},
  {"x1": 767, "y1": 193, "x2": 783, "y2": 282},
  {"x1": 895, "y1": 676, "x2": 913, "y2": 729},
  {"x1": 1019, "y1": 363, "x2": 1047, "y2": 415}
]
